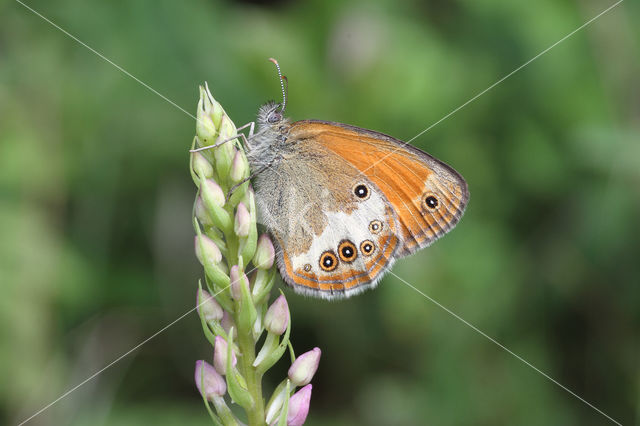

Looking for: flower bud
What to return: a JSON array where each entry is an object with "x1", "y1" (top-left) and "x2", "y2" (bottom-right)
[
  {"x1": 195, "y1": 235, "x2": 222, "y2": 266},
  {"x1": 197, "y1": 287, "x2": 223, "y2": 323},
  {"x1": 203, "y1": 82, "x2": 224, "y2": 128},
  {"x1": 192, "y1": 152, "x2": 214, "y2": 179},
  {"x1": 288, "y1": 348, "x2": 321, "y2": 387},
  {"x1": 229, "y1": 265, "x2": 250, "y2": 300},
  {"x1": 264, "y1": 295, "x2": 289, "y2": 335},
  {"x1": 213, "y1": 116, "x2": 237, "y2": 178},
  {"x1": 194, "y1": 360, "x2": 226, "y2": 399},
  {"x1": 195, "y1": 197, "x2": 213, "y2": 226},
  {"x1": 287, "y1": 384, "x2": 312, "y2": 426},
  {"x1": 234, "y1": 202, "x2": 250, "y2": 237},
  {"x1": 253, "y1": 234, "x2": 275, "y2": 269},
  {"x1": 201, "y1": 178, "x2": 225, "y2": 208},
  {"x1": 221, "y1": 311, "x2": 237, "y2": 339},
  {"x1": 196, "y1": 91, "x2": 217, "y2": 143},
  {"x1": 213, "y1": 335, "x2": 237, "y2": 375},
  {"x1": 229, "y1": 149, "x2": 248, "y2": 183}
]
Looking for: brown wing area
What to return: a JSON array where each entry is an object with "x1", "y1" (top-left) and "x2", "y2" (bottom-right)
[{"x1": 288, "y1": 120, "x2": 469, "y2": 256}]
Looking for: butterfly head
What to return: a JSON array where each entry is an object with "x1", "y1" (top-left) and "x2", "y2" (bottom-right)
[{"x1": 257, "y1": 101, "x2": 287, "y2": 129}]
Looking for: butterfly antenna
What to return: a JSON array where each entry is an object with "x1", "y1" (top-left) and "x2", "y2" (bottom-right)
[{"x1": 268, "y1": 57, "x2": 286, "y2": 113}]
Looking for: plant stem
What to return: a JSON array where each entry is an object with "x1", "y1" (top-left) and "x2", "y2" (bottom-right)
[{"x1": 235, "y1": 313, "x2": 265, "y2": 425}]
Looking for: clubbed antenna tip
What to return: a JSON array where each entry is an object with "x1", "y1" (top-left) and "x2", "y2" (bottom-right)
[{"x1": 268, "y1": 58, "x2": 287, "y2": 113}]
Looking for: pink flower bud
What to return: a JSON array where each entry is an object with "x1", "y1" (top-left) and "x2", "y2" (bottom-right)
[
  {"x1": 253, "y1": 234, "x2": 275, "y2": 269},
  {"x1": 234, "y1": 202, "x2": 250, "y2": 237},
  {"x1": 197, "y1": 288, "x2": 223, "y2": 323},
  {"x1": 287, "y1": 384, "x2": 312, "y2": 426},
  {"x1": 221, "y1": 311, "x2": 237, "y2": 339},
  {"x1": 288, "y1": 348, "x2": 321, "y2": 387},
  {"x1": 264, "y1": 295, "x2": 289, "y2": 335},
  {"x1": 229, "y1": 265, "x2": 250, "y2": 300},
  {"x1": 195, "y1": 235, "x2": 222, "y2": 266},
  {"x1": 213, "y1": 335, "x2": 237, "y2": 375},
  {"x1": 194, "y1": 360, "x2": 226, "y2": 399},
  {"x1": 201, "y1": 178, "x2": 225, "y2": 208},
  {"x1": 229, "y1": 150, "x2": 248, "y2": 183}
]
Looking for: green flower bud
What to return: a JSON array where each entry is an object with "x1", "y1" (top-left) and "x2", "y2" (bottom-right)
[
  {"x1": 196, "y1": 97, "x2": 217, "y2": 145},
  {"x1": 213, "y1": 116, "x2": 237, "y2": 181},
  {"x1": 195, "y1": 196, "x2": 213, "y2": 226},
  {"x1": 193, "y1": 152, "x2": 214, "y2": 179},
  {"x1": 200, "y1": 177, "x2": 232, "y2": 233},
  {"x1": 195, "y1": 235, "x2": 222, "y2": 266},
  {"x1": 203, "y1": 82, "x2": 224, "y2": 128},
  {"x1": 201, "y1": 178, "x2": 225, "y2": 208},
  {"x1": 194, "y1": 233, "x2": 230, "y2": 289}
]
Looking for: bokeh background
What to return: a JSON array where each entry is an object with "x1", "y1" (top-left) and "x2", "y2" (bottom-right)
[{"x1": 1, "y1": 0, "x2": 638, "y2": 425}]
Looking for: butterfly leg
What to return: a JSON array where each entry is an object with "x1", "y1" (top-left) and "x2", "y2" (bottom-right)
[{"x1": 190, "y1": 121, "x2": 255, "y2": 153}]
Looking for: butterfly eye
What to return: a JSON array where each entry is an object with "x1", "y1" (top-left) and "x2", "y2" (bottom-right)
[
  {"x1": 338, "y1": 240, "x2": 357, "y2": 263},
  {"x1": 424, "y1": 195, "x2": 439, "y2": 210},
  {"x1": 267, "y1": 111, "x2": 282, "y2": 123},
  {"x1": 319, "y1": 250, "x2": 338, "y2": 272},
  {"x1": 360, "y1": 240, "x2": 375, "y2": 256},
  {"x1": 369, "y1": 220, "x2": 383, "y2": 234},
  {"x1": 353, "y1": 184, "x2": 370, "y2": 200}
]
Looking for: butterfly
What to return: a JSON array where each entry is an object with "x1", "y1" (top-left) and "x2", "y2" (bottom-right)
[{"x1": 206, "y1": 59, "x2": 468, "y2": 300}]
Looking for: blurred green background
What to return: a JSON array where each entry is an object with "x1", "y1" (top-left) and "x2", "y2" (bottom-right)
[{"x1": 1, "y1": 0, "x2": 638, "y2": 424}]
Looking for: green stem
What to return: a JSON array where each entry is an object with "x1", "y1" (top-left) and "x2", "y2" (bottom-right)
[{"x1": 235, "y1": 312, "x2": 265, "y2": 425}]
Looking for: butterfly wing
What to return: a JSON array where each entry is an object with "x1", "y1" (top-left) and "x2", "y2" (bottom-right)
[
  {"x1": 289, "y1": 120, "x2": 469, "y2": 256},
  {"x1": 254, "y1": 119, "x2": 468, "y2": 299}
]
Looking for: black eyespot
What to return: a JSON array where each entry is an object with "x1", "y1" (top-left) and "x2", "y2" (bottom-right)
[
  {"x1": 303, "y1": 264, "x2": 312, "y2": 272},
  {"x1": 353, "y1": 184, "x2": 369, "y2": 200},
  {"x1": 369, "y1": 220, "x2": 383, "y2": 234},
  {"x1": 267, "y1": 111, "x2": 281, "y2": 123},
  {"x1": 338, "y1": 240, "x2": 357, "y2": 263},
  {"x1": 360, "y1": 240, "x2": 375, "y2": 256},
  {"x1": 425, "y1": 195, "x2": 439, "y2": 209},
  {"x1": 319, "y1": 251, "x2": 338, "y2": 272}
]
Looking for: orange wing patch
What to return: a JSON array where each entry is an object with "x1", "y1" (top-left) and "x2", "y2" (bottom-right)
[{"x1": 288, "y1": 121, "x2": 469, "y2": 256}]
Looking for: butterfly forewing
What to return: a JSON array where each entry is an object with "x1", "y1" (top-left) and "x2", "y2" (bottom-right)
[{"x1": 289, "y1": 120, "x2": 469, "y2": 256}]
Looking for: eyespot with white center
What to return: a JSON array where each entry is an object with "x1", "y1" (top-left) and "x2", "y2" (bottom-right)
[
  {"x1": 369, "y1": 220, "x2": 383, "y2": 234},
  {"x1": 360, "y1": 240, "x2": 375, "y2": 256},
  {"x1": 319, "y1": 250, "x2": 338, "y2": 272},
  {"x1": 424, "y1": 194, "x2": 439, "y2": 210},
  {"x1": 338, "y1": 240, "x2": 357, "y2": 263},
  {"x1": 353, "y1": 183, "x2": 370, "y2": 200}
]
